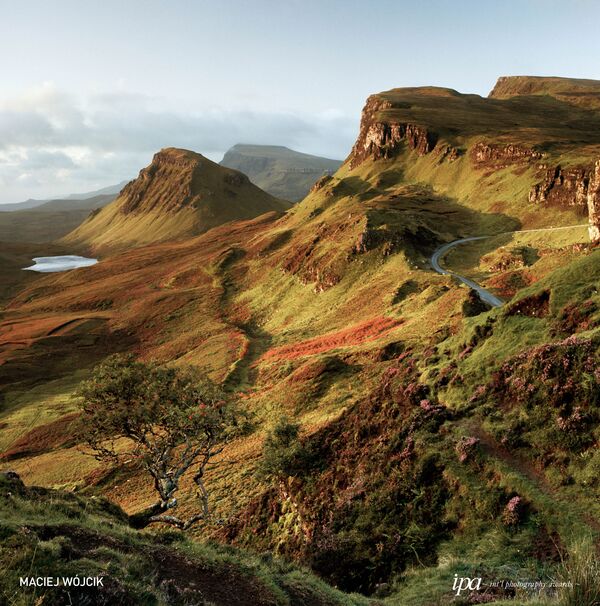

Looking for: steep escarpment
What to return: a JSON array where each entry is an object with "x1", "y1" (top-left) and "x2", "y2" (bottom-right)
[
  {"x1": 588, "y1": 160, "x2": 600, "y2": 242},
  {"x1": 529, "y1": 165, "x2": 590, "y2": 210},
  {"x1": 348, "y1": 94, "x2": 438, "y2": 168},
  {"x1": 63, "y1": 148, "x2": 290, "y2": 252},
  {"x1": 528, "y1": 160, "x2": 600, "y2": 230},
  {"x1": 345, "y1": 84, "x2": 600, "y2": 238}
]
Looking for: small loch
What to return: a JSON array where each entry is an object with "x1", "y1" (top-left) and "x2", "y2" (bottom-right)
[{"x1": 23, "y1": 255, "x2": 98, "y2": 273}]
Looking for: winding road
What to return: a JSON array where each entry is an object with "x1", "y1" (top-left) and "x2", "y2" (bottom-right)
[{"x1": 430, "y1": 224, "x2": 589, "y2": 308}]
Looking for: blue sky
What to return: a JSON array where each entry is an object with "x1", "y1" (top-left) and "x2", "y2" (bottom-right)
[{"x1": 1, "y1": 0, "x2": 599, "y2": 203}]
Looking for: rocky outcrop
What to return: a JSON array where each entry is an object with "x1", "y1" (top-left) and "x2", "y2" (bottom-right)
[
  {"x1": 348, "y1": 96, "x2": 437, "y2": 169},
  {"x1": 471, "y1": 142, "x2": 542, "y2": 167},
  {"x1": 588, "y1": 160, "x2": 600, "y2": 243},
  {"x1": 353, "y1": 227, "x2": 401, "y2": 256},
  {"x1": 120, "y1": 149, "x2": 199, "y2": 214},
  {"x1": 529, "y1": 159, "x2": 600, "y2": 242},
  {"x1": 352, "y1": 221, "x2": 439, "y2": 259},
  {"x1": 529, "y1": 165, "x2": 590, "y2": 211},
  {"x1": 310, "y1": 174, "x2": 333, "y2": 193},
  {"x1": 436, "y1": 143, "x2": 461, "y2": 163}
]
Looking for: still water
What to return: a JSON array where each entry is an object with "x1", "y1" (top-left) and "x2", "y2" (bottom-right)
[{"x1": 23, "y1": 255, "x2": 98, "y2": 273}]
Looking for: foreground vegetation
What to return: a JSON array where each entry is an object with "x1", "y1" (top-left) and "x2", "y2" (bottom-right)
[{"x1": 0, "y1": 471, "x2": 372, "y2": 606}]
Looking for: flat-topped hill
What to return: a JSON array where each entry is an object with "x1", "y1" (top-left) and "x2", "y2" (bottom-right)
[{"x1": 220, "y1": 144, "x2": 341, "y2": 201}]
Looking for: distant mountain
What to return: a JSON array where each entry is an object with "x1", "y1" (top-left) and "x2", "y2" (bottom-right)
[
  {"x1": 61, "y1": 181, "x2": 129, "y2": 201},
  {"x1": 0, "y1": 198, "x2": 47, "y2": 213},
  {"x1": 0, "y1": 181, "x2": 128, "y2": 212},
  {"x1": 0, "y1": 194, "x2": 116, "y2": 243},
  {"x1": 63, "y1": 147, "x2": 291, "y2": 252},
  {"x1": 220, "y1": 144, "x2": 342, "y2": 202},
  {"x1": 32, "y1": 194, "x2": 116, "y2": 213}
]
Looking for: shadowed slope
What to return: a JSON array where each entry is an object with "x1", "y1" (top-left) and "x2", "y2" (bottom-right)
[
  {"x1": 221, "y1": 144, "x2": 342, "y2": 202},
  {"x1": 0, "y1": 194, "x2": 116, "y2": 243},
  {"x1": 0, "y1": 472, "x2": 370, "y2": 606}
]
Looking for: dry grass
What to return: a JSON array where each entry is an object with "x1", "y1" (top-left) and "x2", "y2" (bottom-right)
[{"x1": 261, "y1": 316, "x2": 402, "y2": 361}]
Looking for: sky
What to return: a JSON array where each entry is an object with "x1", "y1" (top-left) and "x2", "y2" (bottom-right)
[{"x1": 1, "y1": 0, "x2": 600, "y2": 204}]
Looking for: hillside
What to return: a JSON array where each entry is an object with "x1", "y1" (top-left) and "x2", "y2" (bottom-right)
[
  {"x1": 0, "y1": 471, "x2": 370, "y2": 606},
  {"x1": 0, "y1": 194, "x2": 116, "y2": 243},
  {"x1": 63, "y1": 148, "x2": 291, "y2": 252},
  {"x1": 1, "y1": 78, "x2": 599, "y2": 605},
  {"x1": 220, "y1": 144, "x2": 341, "y2": 201},
  {"x1": 489, "y1": 75, "x2": 600, "y2": 109}
]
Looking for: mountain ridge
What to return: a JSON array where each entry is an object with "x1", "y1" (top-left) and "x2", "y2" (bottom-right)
[
  {"x1": 0, "y1": 194, "x2": 117, "y2": 243},
  {"x1": 0, "y1": 181, "x2": 127, "y2": 212}
]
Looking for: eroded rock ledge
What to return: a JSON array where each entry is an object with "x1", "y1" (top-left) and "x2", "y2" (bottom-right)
[
  {"x1": 471, "y1": 142, "x2": 543, "y2": 167},
  {"x1": 529, "y1": 165, "x2": 590, "y2": 209},
  {"x1": 528, "y1": 159, "x2": 600, "y2": 243},
  {"x1": 120, "y1": 149, "x2": 201, "y2": 214},
  {"x1": 588, "y1": 160, "x2": 600, "y2": 242},
  {"x1": 348, "y1": 96, "x2": 437, "y2": 168}
]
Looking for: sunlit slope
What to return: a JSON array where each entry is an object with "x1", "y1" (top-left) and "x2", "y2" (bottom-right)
[
  {"x1": 489, "y1": 74, "x2": 600, "y2": 109},
  {"x1": 5, "y1": 81, "x2": 600, "y2": 477},
  {"x1": 342, "y1": 83, "x2": 600, "y2": 233},
  {"x1": 62, "y1": 147, "x2": 291, "y2": 252}
]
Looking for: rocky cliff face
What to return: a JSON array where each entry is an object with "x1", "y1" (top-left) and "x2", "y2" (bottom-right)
[
  {"x1": 348, "y1": 96, "x2": 437, "y2": 168},
  {"x1": 310, "y1": 174, "x2": 333, "y2": 193},
  {"x1": 529, "y1": 166, "x2": 589, "y2": 214},
  {"x1": 529, "y1": 165, "x2": 590, "y2": 211},
  {"x1": 528, "y1": 159, "x2": 600, "y2": 242},
  {"x1": 471, "y1": 142, "x2": 542, "y2": 167},
  {"x1": 588, "y1": 160, "x2": 600, "y2": 243},
  {"x1": 120, "y1": 148, "x2": 251, "y2": 215}
]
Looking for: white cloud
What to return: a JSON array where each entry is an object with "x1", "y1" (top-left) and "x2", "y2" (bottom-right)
[{"x1": 0, "y1": 84, "x2": 357, "y2": 203}]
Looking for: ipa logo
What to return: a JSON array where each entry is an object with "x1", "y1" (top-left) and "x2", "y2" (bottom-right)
[{"x1": 453, "y1": 574, "x2": 482, "y2": 596}]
